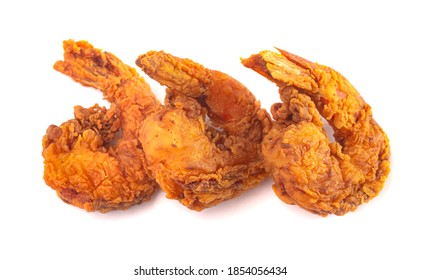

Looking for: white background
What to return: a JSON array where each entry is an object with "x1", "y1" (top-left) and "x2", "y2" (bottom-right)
[{"x1": 1, "y1": 1, "x2": 419, "y2": 279}]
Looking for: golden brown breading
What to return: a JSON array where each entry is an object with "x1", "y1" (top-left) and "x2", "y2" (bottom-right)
[
  {"x1": 136, "y1": 51, "x2": 272, "y2": 211},
  {"x1": 242, "y1": 49, "x2": 390, "y2": 216},
  {"x1": 42, "y1": 40, "x2": 162, "y2": 212}
]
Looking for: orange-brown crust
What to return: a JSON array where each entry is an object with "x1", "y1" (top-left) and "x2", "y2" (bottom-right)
[
  {"x1": 243, "y1": 49, "x2": 391, "y2": 216},
  {"x1": 42, "y1": 40, "x2": 161, "y2": 212},
  {"x1": 137, "y1": 51, "x2": 272, "y2": 211}
]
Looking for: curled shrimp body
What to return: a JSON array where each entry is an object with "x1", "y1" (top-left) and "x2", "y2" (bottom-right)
[
  {"x1": 42, "y1": 40, "x2": 162, "y2": 212},
  {"x1": 136, "y1": 51, "x2": 271, "y2": 211},
  {"x1": 242, "y1": 49, "x2": 390, "y2": 216}
]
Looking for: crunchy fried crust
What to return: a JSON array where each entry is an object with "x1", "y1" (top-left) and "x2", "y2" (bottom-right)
[
  {"x1": 42, "y1": 40, "x2": 161, "y2": 212},
  {"x1": 136, "y1": 51, "x2": 272, "y2": 211},
  {"x1": 243, "y1": 49, "x2": 390, "y2": 216}
]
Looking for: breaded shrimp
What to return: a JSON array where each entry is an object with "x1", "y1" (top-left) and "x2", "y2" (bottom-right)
[
  {"x1": 242, "y1": 49, "x2": 390, "y2": 216},
  {"x1": 136, "y1": 51, "x2": 271, "y2": 211},
  {"x1": 42, "y1": 40, "x2": 162, "y2": 212}
]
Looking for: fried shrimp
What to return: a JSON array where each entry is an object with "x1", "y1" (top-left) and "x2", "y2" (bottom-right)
[
  {"x1": 42, "y1": 40, "x2": 162, "y2": 212},
  {"x1": 136, "y1": 51, "x2": 271, "y2": 211},
  {"x1": 242, "y1": 49, "x2": 391, "y2": 216}
]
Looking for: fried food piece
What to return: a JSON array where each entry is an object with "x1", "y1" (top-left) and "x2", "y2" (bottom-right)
[
  {"x1": 136, "y1": 51, "x2": 271, "y2": 211},
  {"x1": 42, "y1": 40, "x2": 162, "y2": 212},
  {"x1": 242, "y1": 49, "x2": 391, "y2": 216}
]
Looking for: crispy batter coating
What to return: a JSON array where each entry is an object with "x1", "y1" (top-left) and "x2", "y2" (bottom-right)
[
  {"x1": 136, "y1": 51, "x2": 271, "y2": 211},
  {"x1": 42, "y1": 40, "x2": 162, "y2": 212},
  {"x1": 242, "y1": 49, "x2": 391, "y2": 216}
]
